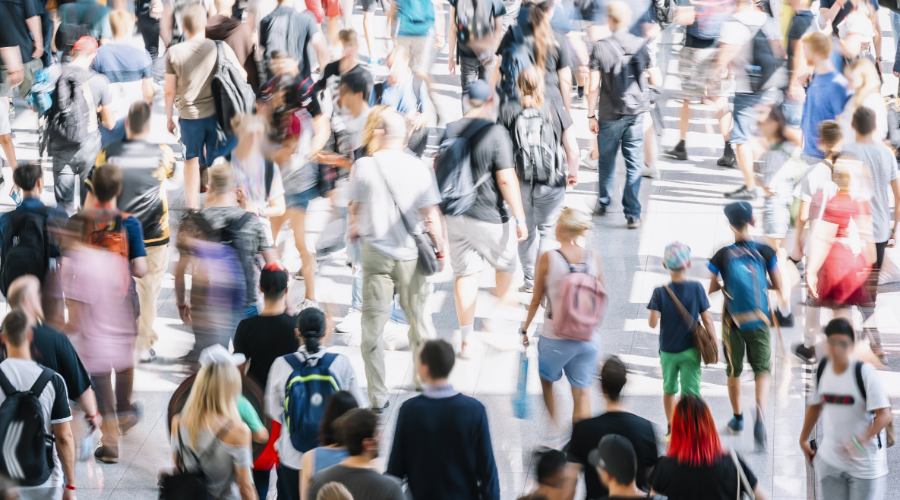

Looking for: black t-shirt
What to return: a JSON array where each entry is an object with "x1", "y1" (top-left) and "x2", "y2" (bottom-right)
[
  {"x1": 787, "y1": 11, "x2": 815, "y2": 76},
  {"x1": 707, "y1": 241, "x2": 778, "y2": 285},
  {"x1": 684, "y1": 32, "x2": 716, "y2": 49},
  {"x1": 496, "y1": 24, "x2": 571, "y2": 104},
  {"x1": 233, "y1": 313, "x2": 300, "y2": 392},
  {"x1": 566, "y1": 412, "x2": 658, "y2": 500},
  {"x1": 649, "y1": 455, "x2": 758, "y2": 500},
  {"x1": 449, "y1": 0, "x2": 506, "y2": 58},
  {"x1": 442, "y1": 118, "x2": 515, "y2": 224},
  {"x1": 0, "y1": 0, "x2": 43, "y2": 64},
  {"x1": 260, "y1": 7, "x2": 318, "y2": 79},
  {"x1": 1, "y1": 324, "x2": 93, "y2": 399},
  {"x1": 314, "y1": 61, "x2": 375, "y2": 114},
  {"x1": 588, "y1": 31, "x2": 650, "y2": 121}
]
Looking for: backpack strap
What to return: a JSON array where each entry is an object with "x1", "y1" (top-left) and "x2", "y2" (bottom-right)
[
  {"x1": 815, "y1": 358, "x2": 827, "y2": 389},
  {"x1": 283, "y1": 352, "x2": 304, "y2": 371},
  {"x1": 318, "y1": 352, "x2": 338, "y2": 371},
  {"x1": 264, "y1": 159, "x2": 275, "y2": 200},
  {"x1": 28, "y1": 368, "x2": 55, "y2": 399},
  {"x1": 80, "y1": 74, "x2": 98, "y2": 133},
  {"x1": 0, "y1": 367, "x2": 17, "y2": 397},
  {"x1": 663, "y1": 284, "x2": 700, "y2": 332},
  {"x1": 854, "y1": 360, "x2": 867, "y2": 400},
  {"x1": 231, "y1": 212, "x2": 254, "y2": 232}
]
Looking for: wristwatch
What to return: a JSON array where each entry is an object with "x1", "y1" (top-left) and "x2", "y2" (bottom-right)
[{"x1": 877, "y1": 56, "x2": 884, "y2": 62}]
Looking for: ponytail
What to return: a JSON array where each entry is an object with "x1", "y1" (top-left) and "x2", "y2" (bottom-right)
[
  {"x1": 528, "y1": 0, "x2": 555, "y2": 72},
  {"x1": 295, "y1": 308, "x2": 327, "y2": 354},
  {"x1": 303, "y1": 334, "x2": 321, "y2": 354}
]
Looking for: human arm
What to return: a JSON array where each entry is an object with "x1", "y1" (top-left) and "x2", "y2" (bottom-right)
[
  {"x1": 310, "y1": 114, "x2": 331, "y2": 158},
  {"x1": 522, "y1": 251, "x2": 549, "y2": 338},
  {"x1": 141, "y1": 77, "x2": 155, "y2": 105},
  {"x1": 174, "y1": 254, "x2": 192, "y2": 325},
  {"x1": 561, "y1": 126, "x2": 578, "y2": 186},
  {"x1": 798, "y1": 403, "x2": 823, "y2": 465},
  {"x1": 165, "y1": 73, "x2": 177, "y2": 135},
  {"x1": 715, "y1": 41, "x2": 742, "y2": 74},
  {"x1": 299, "y1": 452, "x2": 315, "y2": 500},
  {"x1": 889, "y1": 178, "x2": 900, "y2": 247},
  {"x1": 488, "y1": 54, "x2": 502, "y2": 91},
  {"x1": 495, "y1": 168, "x2": 527, "y2": 243},
  {"x1": 700, "y1": 310, "x2": 716, "y2": 341},
  {"x1": 648, "y1": 309, "x2": 660, "y2": 328},
  {"x1": 562, "y1": 462, "x2": 582, "y2": 500},
  {"x1": 873, "y1": 9, "x2": 882, "y2": 71},
  {"x1": 26, "y1": 16, "x2": 43, "y2": 59},
  {"x1": 221, "y1": 423, "x2": 257, "y2": 500},
  {"x1": 448, "y1": 7, "x2": 457, "y2": 74},
  {"x1": 789, "y1": 39, "x2": 807, "y2": 102},
  {"x1": 98, "y1": 104, "x2": 116, "y2": 130},
  {"x1": 558, "y1": 66, "x2": 573, "y2": 114},
  {"x1": 423, "y1": 204, "x2": 444, "y2": 258},
  {"x1": 708, "y1": 271, "x2": 722, "y2": 295},
  {"x1": 587, "y1": 70, "x2": 600, "y2": 133},
  {"x1": 53, "y1": 421, "x2": 76, "y2": 497},
  {"x1": 311, "y1": 32, "x2": 330, "y2": 73},
  {"x1": 819, "y1": 0, "x2": 844, "y2": 34},
  {"x1": 434, "y1": 0, "x2": 446, "y2": 48}
]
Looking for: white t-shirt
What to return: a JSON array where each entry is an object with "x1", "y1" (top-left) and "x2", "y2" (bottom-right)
[
  {"x1": 838, "y1": 10, "x2": 875, "y2": 47},
  {"x1": 808, "y1": 358, "x2": 890, "y2": 479},
  {"x1": 794, "y1": 161, "x2": 839, "y2": 221},
  {"x1": 719, "y1": 10, "x2": 781, "y2": 94},
  {"x1": 838, "y1": 92, "x2": 888, "y2": 145},
  {"x1": 0, "y1": 358, "x2": 73, "y2": 490}
]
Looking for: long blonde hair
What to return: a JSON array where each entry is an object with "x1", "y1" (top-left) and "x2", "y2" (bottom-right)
[
  {"x1": 527, "y1": 0, "x2": 555, "y2": 72},
  {"x1": 518, "y1": 66, "x2": 545, "y2": 109},
  {"x1": 180, "y1": 361, "x2": 242, "y2": 448},
  {"x1": 360, "y1": 105, "x2": 392, "y2": 155},
  {"x1": 849, "y1": 59, "x2": 881, "y2": 110}
]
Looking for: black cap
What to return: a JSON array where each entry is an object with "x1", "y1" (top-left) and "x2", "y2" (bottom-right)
[
  {"x1": 259, "y1": 263, "x2": 288, "y2": 295},
  {"x1": 587, "y1": 434, "x2": 637, "y2": 485},
  {"x1": 724, "y1": 201, "x2": 754, "y2": 228}
]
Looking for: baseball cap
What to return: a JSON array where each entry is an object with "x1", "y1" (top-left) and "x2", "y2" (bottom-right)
[
  {"x1": 724, "y1": 201, "x2": 754, "y2": 228},
  {"x1": 587, "y1": 434, "x2": 637, "y2": 485},
  {"x1": 199, "y1": 344, "x2": 246, "y2": 368},
  {"x1": 260, "y1": 262, "x2": 289, "y2": 295},
  {"x1": 663, "y1": 242, "x2": 691, "y2": 271},
  {"x1": 466, "y1": 80, "x2": 491, "y2": 103},
  {"x1": 72, "y1": 36, "x2": 98, "y2": 55}
]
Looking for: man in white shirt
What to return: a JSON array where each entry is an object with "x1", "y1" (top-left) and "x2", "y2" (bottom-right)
[
  {"x1": 0, "y1": 309, "x2": 76, "y2": 500},
  {"x1": 799, "y1": 318, "x2": 892, "y2": 500}
]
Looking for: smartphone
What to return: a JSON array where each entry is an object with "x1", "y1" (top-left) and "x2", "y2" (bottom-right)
[
  {"x1": 810, "y1": 439, "x2": 817, "y2": 451},
  {"x1": 9, "y1": 185, "x2": 21, "y2": 206}
]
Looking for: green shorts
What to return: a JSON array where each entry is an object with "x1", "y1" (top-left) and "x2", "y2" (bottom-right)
[
  {"x1": 659, "y1": 347, "x2": 701, "y2": 396},
  {"x1": 722, "y1": 323, "x2": 771, "y2": 377},
  {"x1": 0, "y1": 58, "x2": 43, "y2": 98}
]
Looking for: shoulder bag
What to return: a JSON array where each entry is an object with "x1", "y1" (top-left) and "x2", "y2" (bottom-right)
[
  {"x1": 729, "y1": 449, "x2": 756, "y2": 500},
  {"x1": 663, "y1": 284, "x2": 719, "y2": 365},
  {"x1": 159, "y1": 421, "x2": 233, "y2": 500}
]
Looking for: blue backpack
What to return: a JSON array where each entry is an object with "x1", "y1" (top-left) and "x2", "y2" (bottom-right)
[
  {"x1": 434, "y1": 120, "x2": 493, "y2": 216},
  {"x1": 722, "y1": 242, "x2": 771, "y2": 331},
  {"x1": 497, "y1": 26, "x2": 534, "y2": 101},
  {"x1": 283, "y1": 353, "x2": 340, "y2": 453}
]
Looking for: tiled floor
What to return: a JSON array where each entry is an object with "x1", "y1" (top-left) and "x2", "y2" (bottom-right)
[{"x1": 1, "y1": 7, "x2": 899, "y2": 500}]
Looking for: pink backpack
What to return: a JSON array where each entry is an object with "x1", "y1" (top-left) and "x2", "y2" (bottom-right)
[{"x1": 551, "y1": 250, "x2": 608, "y2": 341}]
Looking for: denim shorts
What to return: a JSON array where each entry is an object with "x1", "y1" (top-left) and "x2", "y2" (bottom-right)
[
  {"x1": 285, "y1": 186, "x2": 319, "y2": 210},
  {"x1": 782, "y1": 100, "x2": 804, "y2": 128},
  {"x1": 730, "y1": 93, "x2": 764, "y2": 144},
  {"x1": 764, "y1": 194, "x2": 791, "y2": 239},
  {"x1": 180, "y1": 115, "x2": 237, "y2": 167},
  {"x1": 537, "y1": 334, "x2": 601, "y2": 388}
]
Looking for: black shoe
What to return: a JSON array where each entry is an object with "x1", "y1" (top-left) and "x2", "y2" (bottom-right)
[
  {"x1": 372, "y1": 401, "x2": 390, "y2": 414},
  {"x1": 792, "y1": 342, "x2": 817, "y2": 364},
  {"x1": 774, "y1": 309, "x2": 794, "y2": 327},
  {"x1": 94, "y1": 445, "x2": 119, "y2": 464},
  {"x1": 594, "y1": 202, "x2": 607, "y2": 216},
  {"x1": 663, "y1": 148, "x2": 688, "y2": 161},
  {"x1": 717, "y1": 149, "x2": 736, "y2": 167},
  {"x1": 577, "y1": 86, "x2": 584, "y2": 100},
  {"x1": 724, "y1": 185, "x2": 757, "y2": 200},
  {"x1": 627, "y1": 216, "x2": 641, "y2": 229}
]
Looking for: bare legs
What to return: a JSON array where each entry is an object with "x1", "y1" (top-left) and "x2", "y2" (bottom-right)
[
  {"x1": 184, "y1": 157, "x2": 200, "y2": 209},
  {"x1": 540, "y1": 378, "x2": 591, "y2": 426},
  {"x1": 271, "y1": 208, "x2": 316, "y2": 301}
]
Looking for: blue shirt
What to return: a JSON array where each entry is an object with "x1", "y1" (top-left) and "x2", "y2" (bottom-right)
[
  {"x1": 396, "y1": 0, "x2": 434, "y2": 37},
  {"x1": 92, "y1": 44, "x2": 152, "y2": 83},
  {"x1": 648, "y1": 281, "x2": 710, "y2": 353},
  {"x1": 121, "y1": 215, "x2": 147, "y2": 260},
  {"x1": 801, "y1": 71, "x2": 849, "y2": 159},
  {"x1": 0, "y1": 198, "x2": 68, "y2": 259},
  {"x1": 370, "y1": 75, "x2": 436, "y2": 119}
]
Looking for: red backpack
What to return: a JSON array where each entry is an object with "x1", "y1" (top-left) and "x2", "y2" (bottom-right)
[{"x1": 550, "y1": 250, "x2": 608, "y2": 341}]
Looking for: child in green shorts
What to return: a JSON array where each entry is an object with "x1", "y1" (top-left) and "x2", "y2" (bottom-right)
[{"x1": 648, "y1": 242, "x2": 715, "y2": 437}]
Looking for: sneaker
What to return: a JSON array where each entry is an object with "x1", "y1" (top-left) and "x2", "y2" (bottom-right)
[
  {"x1": 627, "y1": 216, "x2": 641, "y2": 229},
  {"x1": 754, "y1": 409, "x2": 767, "y2": 451},
  {"x1": 577, "y1": 86, "x2": 584, "y2": 101},
  {"x1": 368, "y1": 57, "x2": 381, "y2": 65},
  {"x1": 138, "y1": 349, "x2": 156, "y2": 363},
  {"x1": 94, "y1": 445, "x2": 118, "y2": 464},
  {"x1": 521, "y1": 285, "x2": 534, "y2": 293},
  {"x1": 642, "y1": 163, "x2": 659, "y2": 179},
  {"x1": 371, "y1": 400, "x2": 390, "y2": 414},
  {"x1": 335, "y1": 309, "x2": 362, "y2": 333},
  {"x1": 724, "y1": 185, "x2": 757, "y2": 200},
  {"x1": 717, "y1": 148, "x2": 736, "y2": 167},
  {"x1": 775, "y1": 309, "x2": 794, "y2": 327},
  {"x1": 298, "y1": 299, "x2": 320, "y2": 311},
  {"x1": 593, "y1": 202, "x2": 607, "y2": 216},
  {"x1": 460, "y1": 340, "x2": 471, "y2": 359},
  {"x1": 663, "y1": 147, "x2": 687, "y2": 161},
  {"x1": 792, "y1": 342, "x2": 817, "y2": 364},
  {"x1": 726, "y1": 415, "x2": 744, "y2": 433},
  {"x1": 579, "y1": 149, "x2": 598, "y2": 170}
]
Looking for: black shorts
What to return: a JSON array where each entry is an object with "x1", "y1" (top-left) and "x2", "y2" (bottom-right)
[{"x1": 360, "y1": 0, "x2": 388, "y2": 13}]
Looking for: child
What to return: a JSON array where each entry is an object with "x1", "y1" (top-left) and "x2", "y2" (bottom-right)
[
  {"x1": 648, "y1": 242, "x2": 714, "y2": 436},
  {"x1": 517, "y1": 449, "x2": 567, "y2": 500}
]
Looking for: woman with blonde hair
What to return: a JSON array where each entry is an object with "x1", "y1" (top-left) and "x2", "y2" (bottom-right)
[
  {"x1": 838, "y1": 59, "x2": 887, "y2": 143},
  {"x1": 170, "y1": 345, "x2": 256, "y2": 500},
  {"x1": 520, "y1": 207, "x2": 605, "y2": 425},
  {"x1": 316, "y1": 482, "x2": 353, "y2": 500}
]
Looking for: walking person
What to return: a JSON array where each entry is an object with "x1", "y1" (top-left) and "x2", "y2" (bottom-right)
[
  {"x1": 392, "y1": 0, "x2": 440, "y2": 74},
  {"x1": 447, "y1": 0, "x2": 504, "y2": 98},
  {"x1": 299, "y1": 391, "x2": 359, "y2": 500},
  {"x1": 587, "y1": 435, "x2": 652, "y2": 500},
  {"x1": 259, "y1": 0, "x2": 329, "y2": 80},
  {"x1": 206, "y1": 0, "x2": 260, "y2": 92},
  {"x1": 799, "y1": 32, "x2": 850, "y2": 164}
]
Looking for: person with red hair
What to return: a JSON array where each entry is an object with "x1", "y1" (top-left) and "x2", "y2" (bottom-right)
[{"x1": 649, "y1": 396, "x2": 768, "y2": 500}]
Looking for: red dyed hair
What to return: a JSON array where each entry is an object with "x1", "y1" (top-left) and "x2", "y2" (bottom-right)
[{"x1": 667, "y1": 396, "x2": 722, "y2": 467}]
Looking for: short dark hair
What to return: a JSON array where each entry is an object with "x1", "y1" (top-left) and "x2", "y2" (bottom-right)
[
  {"x1": 92, "y1": 164, "x2": 123, "y2": 202},
  {"x1": 319, "y1": 391, "x2": 359, "y2": 446},
  {"x1": 336, "y1": 408, "x2": 379, "y2": 456},
  {"x1": 2, "y1": 309, "x2": 29, "y2": 347},
  {"x1": 13, "y1": 162, "x2": 42, "y2": 191},
  {"x1": 419, "y1": 339, "x2": 455, "y2": 379},
  {"x1": 600, "y1": 356, "x2": 626, "y2": 401},
  {"x1": 535, "y1": 449, "x2": 567, "y2": 486},
  {"x1": 824, "y1": 317, "x2": 855, "y2": 342},
  {"x1": 127, "y1": 101, "x2": 152, "y2": 136},
  {"x1": 339, "y1": 71, "x2": 370, "y2": 102},
  {"x1": 852, "y1": 106, "x2": 876, "y2": 136}
]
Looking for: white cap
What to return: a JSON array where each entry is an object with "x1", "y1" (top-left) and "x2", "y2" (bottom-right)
[{"x1": 199, "y1": 344, "x2": 247, "y2": 368}]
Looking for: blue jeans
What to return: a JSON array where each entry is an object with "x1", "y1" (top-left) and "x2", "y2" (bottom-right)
[
  {"x1": 180, "y1": 115, "x2": 238, "y2": 168},
  {"x1": 597, "y1": 115, "x2": 644, "y2": 218}
]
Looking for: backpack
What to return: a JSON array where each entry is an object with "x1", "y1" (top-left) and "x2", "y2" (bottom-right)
[
  {"x1": 48, "y1": 67, "x2": 98, "y2": 146},
  {"x1": 55, "y1": 3, "x2": 101, "y2": 57},
  {"x1": 746, "y1": 24, "x2": 786, "y2": 94},
  {"x1": 606, "y1": 37, "x2": 650, "y2": 116},
  {"x1": 511, "y1": 107, "x2": 562, "y2": 186},
  {"x1": 722, "y1": 242, "x2": 771, "y2": 332},
  {"x1": 79, "y1": 211, "x2": 130, "y2": 260},
  {"x1": 26, "y1": 69, "x2": 54, "y2": 118},
  {"x1": 653, "y1": 0, "x2": 677, "y2": 29},
  {"x1": 549, "y1": 250, "x2": 608, "y2": 342},
  {"x1": 189, "y1": 211, "x2": 254, "y2": 268},
  {"x1": 283, "y1": 352, "x2": 340, "y2": 452},
  {"x1": 0, "y1": 206, "x2": 50, "y2": 297},
  {"x1": 498, "y1": 26, "x2": 534, "y2": 101},
  {"x1": 434, "y1": 120, "x2": 494, "y2": 216},
  {"x1": 211, "y1": 41, "x2": 256, "y2": 149},
  {"x1": 455, "y1": 0, "x2": 494, "y2": 44},
  {"x1": 688, "y1": 0, "x2": 733, "y2": 40},
  {"x1": 815, "y1": 359, "x2": 896, "y2": 448},
  {"x1": 0, "y1": 368, "x2": 56, "y2": 487},
  {"x1": 171, "y1": 0, "x2": 204, "y2": 46}
]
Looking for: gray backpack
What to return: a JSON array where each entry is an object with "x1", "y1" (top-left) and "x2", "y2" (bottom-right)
[{"x1": 511, "y1": 107, "x2": 563, "y2": 186}]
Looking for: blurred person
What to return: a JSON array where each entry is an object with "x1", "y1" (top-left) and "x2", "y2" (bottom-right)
[
  {"x1": 708, "y1": 202, "x2": 784, "y2": 450},
  {"x1": 440, "y1": 80, "x2": 526, "y2": 359},
  {"x1": 316, "y1": 482, "x2": 353, "y2": 500},
  {"x1": 649, "y1": 396, "x2": 767, "y2": 500},
  {"x1": 0, "y1": 0, "x2": 45, "y2": 107},
  {"x1": 387, "y1": 339, "x2": 499, "y2": 500},
  {"x1": 520, "y1": 208, "x2": 604, "y2": 425},
  {"x1": 165, "y1": 5, "x2": 247, "y2": 210},
  {"x1": 498, "y1": 64, "x2": 578, "y2": 294},
  {"x1": 800, "y1": 32, "x2": 850, "y2": 164},
  {"x1": 135, "y1": 0, "x2": 164, "y2": 60},
  {"x1": 0, "y1": 310, "x2": 76, "y2": 500},
  {"x1": 392, "y1": 0, "x2": 440, "y2": 74},
  {"x1": 819, "y1": 0, "x2": 881, "y2": 42},
  {"x1": 57, "y1": 0, "x2": 110, "y2": 48},
  {"x1": 299, "y1": 391, "x2": 359, "y2": 500},
  {"x1": 586, "y1": 1, "x2": 650, "y2": 228},
  {"x1": 265, "y1": 308, "x2": 366, "y2": 500},
  {"x1": 348, "y1": 110, "x2": 444, "y2": 409},
  {"x1": 834, "y1": 1, "x2": 881, "y2": 74},
  {"x1": 88, "y1": 101, "x2": 176, "y2": 363},
  {"x1": 171, "y1": 345, "x2": 256, "y2": 500},
  {"x1": 564, "y1": 356, "x2": 657, "y2": 500},
  {"x1": 48, "y1": 36, "x2": 116, "y2": 216},
  {"x1": 588, "y1": 435, "x2": 647, "y2": 500},
  {"x1": 791, "y1": 121, "x2": 841, "y2": 363},
  {"x1": 369, "y1": 46, "x2": 435, "y2": 157},
  {"x1": 5, "y1": 276, "x2": 99, "y2": 443},
  {"x1": 784, "y1": 0, "x2": 816, "y2": 142},
  {"x1": 798, "y1": 318, "x2": 890, "y2": 500},
  {"x1": 838, "y1": 59, "x2": 886, "y2": 144},
  {"x1": 259, "y1": 0, "x2": 329, "y2": 80},
  {"x1": 206, "y1": 0, "x2": 260, "y2": 92},
  {"x1": 307, "y1": 409, "x2": 404, "y2": 500},
  {"x1": 518, "y1": 449, "x2": 566, "y2": 500},
  {"x1": 90, "y1": 11, "x2": 154, "y2": 147},
  {"x1": 647, "y1": 242, "x2": 715, "y2": 434},
  {"x1": 231, "y1": 114, "x2": 287, "y2": 233},
  {"x1": 447, "y1": 0, "x2": 504, "y2": 100},
  {"x1": 720, "y1": 0, "x2": 786, "y2": 201}
]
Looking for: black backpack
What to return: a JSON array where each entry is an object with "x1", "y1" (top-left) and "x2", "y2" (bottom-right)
[
  {"x1": 211, "y1": 41, "x2": 256, "y2": 148},
  {"x1": 653, "y1": 0, "x2": 677, "y2": 29},
  {"x1": 0, "y1": 206, "x2": 50, "y2": 297},
  {"x1": 0, "y1": 368, "x2": 56, "y2": 487},
  {"x1": 48, "y1": 67, "x2": 99, "y2": 145},
  {"x1": 455, "y1": 0, "x2": 494, "y2": 43},
  {"x1": 434, "y1": 120, "x2": 493, "y2": 216},
  {"x1": 55, "y1": 3, "x2": 101, "y2": 58},
  {"x1": 606, "y1": 37, "x2": 650, "y2": 116},
  {"x1": 511, "y1": 107, "x2": 563, "y2": 186},
  {"x1": 498, "y1": 26, "x2": 535, "y2": 101},
  {"x1": 815, "y1": 358, "x2": 896, "y2": 448},
  {"x1": 747, "y1": 24, "x2": 786, "y2": 94}
]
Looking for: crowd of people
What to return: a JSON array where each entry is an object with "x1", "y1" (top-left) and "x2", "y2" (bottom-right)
[{"x1": 0, "y1": 0, "x2": 895, "y2": 498}]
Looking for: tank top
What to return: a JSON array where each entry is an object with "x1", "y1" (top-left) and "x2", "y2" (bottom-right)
[
  {"x1": 542, "y1": 248, "x2": 599, "y2": 340},
  {"x1": 314, "y1": 447, "x2": 350, "y2": 475}
]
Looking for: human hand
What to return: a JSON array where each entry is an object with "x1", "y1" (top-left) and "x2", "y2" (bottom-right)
[
  {"x1": 85, "y1": 413, "x2": 102, "y2": 434},
  {"x1": 579, "y1": 65, "x2": 589, "y2": 85},
  {"x1": 348, "y1": 224, "x2": 359, "y2": 243},
  {"x1": 178, "y1": 303, "x2": 192, "y2": 326},
  {"x1": 448, "y1": 58, "x2": 456, "y2": 75},
  {"x1": 32, "y1": 43, "x2": 43, "y2": 59},
  {"x1": 566, "y1": 173, "x2": 578, "y2": 187},
  {"x1": 807, "y1": 274, "x2": 818, "y2": 299},
  {"x1": 522, "y1": 333, "x2": 530, "y2": 347},
  {"x1": 413, "y1": 112, "x2": 429, "y2": 130},
  {"x1": 167, "y1": 118, "x2": 177, "y2": 136},
  {"x1": 800, "y1": 440, "x2": 816, "y2": 466},
  {"x1": 6, "y1": 69, "x2": 23, "y2": 87},
  {"x1": 787, "y1": 84, "x2": 805, "y2": 103},
  {"x1": 642, "y1": 22, "x2": 660, "y2": 40},
  {"x1": 436, "y1": 253, "x2": 446, "y2": 272},
  {"x1": 876, "y1": 60, "x2": 883, "y2": 74},
  {"x1": 516, "y1": 222, "x2": 528, "y2": 243},
  {"x1": 63, "y1": 488, "x2": 75, "y2": 500},
  {"x1": 434, "y1": 34, "x2": 445, "y2": 49}
]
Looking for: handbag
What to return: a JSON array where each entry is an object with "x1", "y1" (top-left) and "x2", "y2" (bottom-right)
[
  {"x1": 729, "y1": 449, "x2": 756, "y2": 500},
  {"x1": 373, "y1": 159, "x2": 439, "y2": 276},
  {"x1": 664, "y1": 285, "x2": 719, "y2": 365},
  {"x1": 158, "y1": 422, "x2": 232, "y2": 500}
]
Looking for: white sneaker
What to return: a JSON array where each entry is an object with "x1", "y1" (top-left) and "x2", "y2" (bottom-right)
[
  {"x1": 642, "y1": 163, "x2": 659, "y2": 179},
  {"x1": 383, "y1": 321, "x2": 410, "y2": 351},
  {"x1": 138, "y1": 349, "x2": 156, "y2": 363},
  {"x1": 335, "y1": 309, "x2": 362, "y2": 333},
  {"x1": 297, "y1": 299, "x2": 320, "y2": 311},
  {"x1": 579, "y1": 149, "x2": 598, "y2": 170}
]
